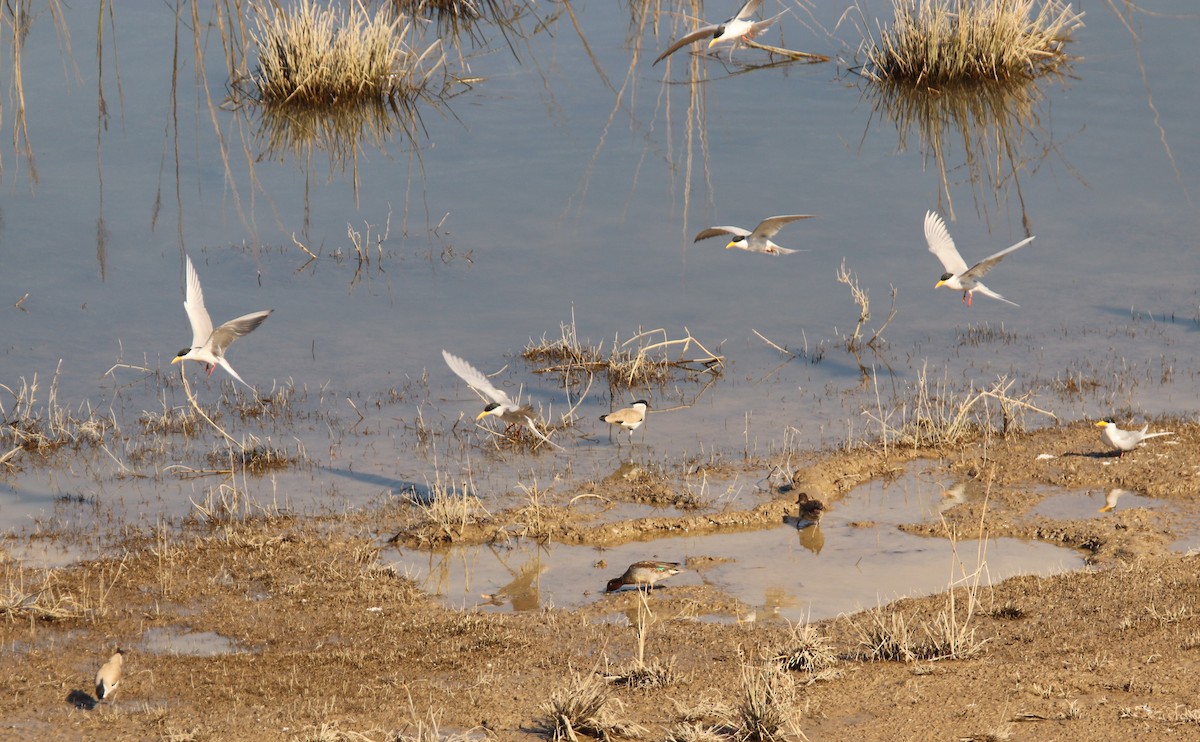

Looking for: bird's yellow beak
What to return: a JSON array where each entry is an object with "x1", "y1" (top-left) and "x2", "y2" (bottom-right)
[
  {"x1": 725, "y1": 241, "x2": 737, "y2": 249},
  {"x1": 1094, "y1": 420, "x2": 1109, "y2": 428},
  {"x1": 476, "y1": 410, "x2": 492, "y2": 421},
  {"x1": 934, "y1": 279, "x2": 946, "y2": 288},
  {"x1": 708, "y1": 37, "x2": 721, "y2": 49},
  {"x1": 171, "y1": 355, "x2": 183, "y2": 365}
]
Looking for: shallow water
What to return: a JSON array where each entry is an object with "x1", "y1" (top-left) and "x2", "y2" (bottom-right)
[
  {"x1": 0, "y1": 3, "x2": 1197, "y2": 551},
  {"x1": 139, "y1": 626, "x2": 243, "y2": 657},
  {"x1": 391, "y1": 466, "x2": 1087, "y2": 623}
]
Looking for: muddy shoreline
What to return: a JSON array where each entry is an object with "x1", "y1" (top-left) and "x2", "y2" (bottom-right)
[{"x1": 2, "y1": 418, "x2": 1198, "y2": 740}]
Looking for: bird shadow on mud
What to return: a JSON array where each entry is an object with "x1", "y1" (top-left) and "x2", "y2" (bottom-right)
[{"x1": 66, "y1": 689, "x2": 97, "y2": 710}]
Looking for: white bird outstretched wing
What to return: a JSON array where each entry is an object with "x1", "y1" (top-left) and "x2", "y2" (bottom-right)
[
  {"x1": 963, "y1": 236, "x2": 1035, "y2": 280},
  {"x1": 442, "y1": 350, "x2": 514, "y2": 408},
  {"x1": 653, "y1": 24, "x2": 720, "y2": 65},
  {"x1": 208, "y1": 311, "x2": 273, "y2": 357},
  {"x1": 694, "y1": 225, "x2": 752, "y2": 242},
  {"x1": 184, "y1": 255, "x2": 214, "y2": 349},
  {"x1": 924, "y1": 211, "x2": 969, "y2": 276},
  {"x1": 751, "y1": 214, "x2": 814, "y2": 240},
  {"x1": 734, "y1": 0, "x2": 764, "y2": 21}
]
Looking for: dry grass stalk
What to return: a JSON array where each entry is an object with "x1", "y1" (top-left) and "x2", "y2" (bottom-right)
[
  {"x1": 864, "y1": 364, "x2": 1055, "y2": 449},
  {"x1": 861, "y1": 0, "x2": 1083, "y2": 84},
  {"x1": 249, "y1": 0, "x2": 444, "y2": 107},
  {"x1": 836, "y1": 260, "x2": 898, "y2": 352}
]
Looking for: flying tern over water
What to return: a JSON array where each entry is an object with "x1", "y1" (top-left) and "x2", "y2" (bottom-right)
[
  {"x1": 924, "y1": 211, "x2": 1034, "y2": 307},
  {"x1": 652, "y1": 0, "x2": 786, "y2": 66},
  {"x1": 1095, "y1": 418, "x2": 1173, "y2": 457},
  {"x1": 442, "y1": 349, "x2": 560, "y2": 449},
  {"x1": 694, "y1": 214, "x2": 814, "y2": 255},
  {"x1": 172, "y1": 255, "x2": 272, "y2": 387}
]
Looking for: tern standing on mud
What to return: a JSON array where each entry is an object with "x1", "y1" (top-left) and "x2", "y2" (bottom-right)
[{"x1": 1095, "y1": 418, "x2": 1173, "y2": 457}]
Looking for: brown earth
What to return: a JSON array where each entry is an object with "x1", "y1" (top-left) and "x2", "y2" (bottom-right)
[{"x1": 2, "y1": 418, "x2": 1198, "y2": 740}]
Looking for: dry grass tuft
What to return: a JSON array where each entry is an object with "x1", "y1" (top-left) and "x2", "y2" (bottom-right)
[
  {"x1": 524, "y1": 313, "x2": 723, "y2": 390},
  {"x1": 249, "y1": 0, "x2": 444, "y2": 107},
  {"x1": 541, "y1": 670, "x2": 649, "y2": 740},
  {"x1": 1, "y1": 372, "x2": 115, "y2": 466},
  {"x1": 664, "y1": 722, "x2": 729, "y2": 742},
  {"x1": 605, "y1": 657, "x2": 681, "y2": 689},
  {"x1": 765, "y1": 622, "x2": 838, "y2": 674},
  {"x1": 731, "y1": 663, "x2": 804, "y2": 741},
  {"x1": 861, "y1": 0, "x2": 1083, "y2": 84},
  {"x1": 207, "y1": 439, "x2": 295, "y2": 474},
  {"x1": 855, "y1": 527, "x2": 991, "y2": 662},
  {"x1": 408, "y1": 471, "x2": 487, "y2": 545}
]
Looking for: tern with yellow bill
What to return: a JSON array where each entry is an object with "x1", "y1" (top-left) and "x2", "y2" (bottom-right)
[
  {"x1": 652, "y1": 0, "x2": 786, "y2": 66},
  {"x1": 442, "y1": 349, "x2": 560, "y2": 449},
  {"x1": 172, "y1": 255, "x2": 272, "y2": 388},
  {"x1": 694, "y1": 214, "x2": 813, "y2": 255},
  {"x1": 924, "y1": 211, "x2": 1034, "y2": 307},
  {"x1": 1095, "y1": 418, "x2": 1172, "y2": 457}
]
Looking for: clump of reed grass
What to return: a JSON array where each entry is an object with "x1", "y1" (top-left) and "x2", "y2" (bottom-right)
[
  {"x1": 249, "y1": 0, "x2": 444, "y2": 107},
  {"x1": 731, "y1": 663, "x2": 803, "y2": 741},
  {"x1": 524, "y1": 312, "x2": 723, "y2": 390},
  {"x1": 1, "y1": 372, "x2": 114, "y2": 466},
  {"x1": 406, "y1": 470, "x2": 487, "y2": 545},
  {"x1": 861, "y1": 0, "x2": 1083, "y2": 84},
  {"x1": 540, "y1": 671, "x2": 648, "y2": 741},
  {"x1": 765, "y1": 622, "x2": 839, "y2": 675},
  {"x1": 207, "y1": 440, "x2": 295, "y2": 474},
  {"x1": 0, "y1": 569, "x2": 89, "y2": 621}
]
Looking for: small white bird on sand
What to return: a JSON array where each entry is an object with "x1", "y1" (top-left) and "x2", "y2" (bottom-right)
[
  {"x1": 172, "y1": 255, "x2": 272, "y2": 387},
  {"x1": 653, "y1": 0, "x2": 786, "y2": 66},
  {"x1": 924, "y1": 211, "x2": 1034, "y2": 307},
  {"x1": 1095, "y1": 418, "x2": 1173, "y2": 457},
  {"x1": 599, "y1": 400, "x2": 650, "y2": 441},
  {"x1": 95, "y1": 649, "x2": 125, "y2": 701},
  {"x1": 442, "y1": 349, "x2": 560, "y2": 449},
  {"x1": 694, "y1": 215, "x2": 814, "y2": 255}
]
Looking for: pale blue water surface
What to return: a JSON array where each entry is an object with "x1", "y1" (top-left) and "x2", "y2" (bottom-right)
[{"x1": 0, "y1": 1, "x2": 1196, "y2": 565}]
